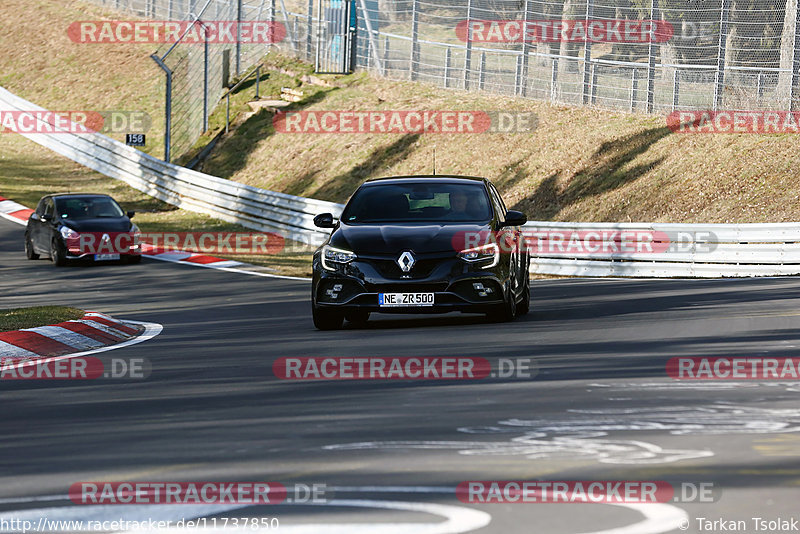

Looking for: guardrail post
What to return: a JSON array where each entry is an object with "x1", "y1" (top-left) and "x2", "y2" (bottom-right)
[
  {"x1": 714, "y1": 0, "x2": 730, "y2": 111},
  {"x1": 672, "y1": 69, "x2": 680, "y2": 110},
  {"x1": 151, "y1": 54, "x2": 172, "y2": 163},
  {"x1": 646, "y1": 0, "x2": 658, "y2": 113},
  {"x1": 582, "y1": 0, "x2": 594, "y2": 104},
  {"x1": 630, "y1": 68, "x2": 639, "y2": 112},
  {"x1": 444, "y1": 46, "x2": 452, "y2": 88},
  {"x1": 479, "y1": 51, "x2": 486, "y2": 91},
  {"x1": 410, "y1": 0, "x2": 420, "y2": 81},
  {"x1": 463, "y1": 0, "x2": 474, "y2": 89},
  {"x1": 551, "y1": 57, "x2": 559, "y2": 103}
]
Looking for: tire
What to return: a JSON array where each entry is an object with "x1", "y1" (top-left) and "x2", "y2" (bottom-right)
[
  {"x1": 345, "y1": 310, "x2": 370, "y2": 327},
  {"x1": 50, "y1": 238, "x2": 67, "y2": 267},
  {"x1": 517, "y1": 277, "x2": 531, "y2": 316},
  {"x1": 486, "y1": 283, "x2": 517, "y2": 323},
  {"x1": 125, "y1": 255, "x2": 142, "y2": 264},
  {"x1": 313, "y1": 304, "x2": 344, "y2": 330},
  {"x1": 25, "y1": 235, "x2": 39, "y2": 260}
]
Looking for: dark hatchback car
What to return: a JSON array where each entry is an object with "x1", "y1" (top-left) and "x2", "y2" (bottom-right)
[
  {"x1": 311, "y1": 176, "x2": 530, "y2": 329},
  {"x1": 25, "y1": 193, "x2": 142, "y2": 266}
]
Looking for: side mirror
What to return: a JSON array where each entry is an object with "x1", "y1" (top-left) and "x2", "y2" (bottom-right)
[
  {"x1": 502, "y1": 210, "x2": 527, "y2": 227},
  {"x1": 40, "y1": 213, "x2": 53, "y2": 222},
  {"x1": 313, "y1": 213, "x2": 336, "y2": 229},
  {"x1": 127, "y1": 211, "x2": 136, "y2": 219}
]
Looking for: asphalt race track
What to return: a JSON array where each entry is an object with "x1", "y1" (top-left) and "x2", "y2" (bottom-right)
[{"x1": 2, "y1": 216, "x2": 800, "y2": 534}]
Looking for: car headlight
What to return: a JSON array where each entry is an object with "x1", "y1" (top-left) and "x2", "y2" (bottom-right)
[
  {"x1": 60, "y1": 226, "x2": 79, "y2": 239},
  {"x1": 321, "y1": 245, "x2": 356, "y2": 270},
  {"x1": 458, "y1": 243, "x2": 499, "y2": 268},
  {"x1": 130, "y1": 224, "x2": 141, "y2": 248}
]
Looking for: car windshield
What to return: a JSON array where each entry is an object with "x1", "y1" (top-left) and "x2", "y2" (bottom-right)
[
  {"x1": 55, "y1": 196, "x2": 125, "y2": 220},
  {"x1": 341, "y1": 182, "x2": 493, "y2": 223}
]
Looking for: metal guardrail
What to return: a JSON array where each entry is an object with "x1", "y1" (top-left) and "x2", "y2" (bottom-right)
[
  {"x1": 4, "y1": 86, "x2": 800, "y2": 278},
  {"x1": 0, "y1": 86, "x2": 342, "y2": 246}
]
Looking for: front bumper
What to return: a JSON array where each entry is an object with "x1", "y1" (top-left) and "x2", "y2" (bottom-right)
[{"x1": 313, "y1": 253, "x2": 508, "y2": 314}]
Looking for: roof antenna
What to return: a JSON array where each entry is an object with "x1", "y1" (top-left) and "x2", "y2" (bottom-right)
[{"x1": 432, "y1": 146, "x2": 436, "y2": 176}]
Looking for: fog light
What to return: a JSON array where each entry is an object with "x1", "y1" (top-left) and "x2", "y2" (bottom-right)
[
  {"x1": 333, "y1": 284, "x2": 343, "y2": 291},
  {"x1": 473, "y1": 282, "x2": 493, "y2": 297},
  {"x1": 326, "y1": 289, "x2": 339, "y2": 299}
]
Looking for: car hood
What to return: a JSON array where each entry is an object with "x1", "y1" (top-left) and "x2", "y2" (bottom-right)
[
  {"x1": 61, "y1": 218, "x2": 132, "y2": 233},
  {"x1": 330, "y1": 222, "x2": 490, "y2": 256}
]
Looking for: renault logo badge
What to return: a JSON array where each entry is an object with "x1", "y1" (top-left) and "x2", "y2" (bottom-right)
[{"x1": 397, "y1": 251, "x2": 415, "y2": 273}]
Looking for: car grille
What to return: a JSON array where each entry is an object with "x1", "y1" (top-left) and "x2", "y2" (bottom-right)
[
  {"x1": 367, "y1": 282, "x2": 449, "y2": 293},
  {"x1": 369, "y1": 258, "x2": 440, "y2": 279}
]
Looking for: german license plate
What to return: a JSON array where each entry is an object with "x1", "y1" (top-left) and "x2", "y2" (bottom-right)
[
  {"x1": 379, "y1": 293, "x2": 434, "y2": 307},
  {"x1": 94, "y1": 254, "x2": 120, "y2": 261}
]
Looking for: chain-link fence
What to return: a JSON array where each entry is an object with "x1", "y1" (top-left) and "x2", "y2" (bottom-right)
[
  {"x1": 86, "y1": 0, "x2": 281, "y2": 161},
  {"x1": 277, "y1": 0, "x2": 800, "y2": 114},
  {"x1": 86, "y1": 0, "x2": 800, "y2": 161}
]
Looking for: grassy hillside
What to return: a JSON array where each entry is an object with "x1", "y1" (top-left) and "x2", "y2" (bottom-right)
[{"x1": 203, "y1": 53, "x2": 800, "y2": 224}]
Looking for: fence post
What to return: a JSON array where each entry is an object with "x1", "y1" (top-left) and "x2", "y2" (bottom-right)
[
  {"x1": 444, "y1": 46, "x2": 452, "y2": 88},
  {"x1": 630, "y1": 69, "x2": 639, "y2": 112},
  {"x1": 520, "y1": 0, "x2": 532, "y2": 97},
  {"x1": 463, "y1": 0, "x2": 474, "y2": 89},
  {"x1": 551, "y1": 57, "x2": 559, "y2": 103},
  {"x1": 479, "y1": 51, "x2": 486, "y2": 91},
  {"x1": 791, "y1": 3, "x2": 800, "y2": 110},
  {"x1": 383, "y1": 37, "x2": 389, "y2": 76},
  {"x1": 590, "y1": 63, "x2": 598, "y2": 104},
  {"x1": 757, "y1": 72, "x2": 765, "y2": 104},
  {"x1": 410, "y1": 0, "x2": 420, "y2": 81},
  {"x1": 514, "y1": 53, "x2": 523, "y2": 95},
  {"x1": 672, "y1": 69, "x2": 680, "y2": 110},
  {"x1": 151, "y1": 54, "x2": 172, "y2": 163},
  {"x1": 582, "y1": 0, "x2": 594, "y2": 104},
  {"x1": 236, "y1": 0, "x2": 243, "y2": 76},
  {"x1": 646, "y1": 0, "x2": 658, "y2": 113},
  {"x1": 714, "y1": 0, "x2": 730, "y2": 111},
  {"x1": 168, "y1": 0, "x2": 174, "y2": 19},
  {"x1": 203, "y1": 24, "x2": 209, "y2": 132},
  {"x1": 306, "y1": 0, "x2": 313, "y2": 61},
  {"x1": 256, "y1": 66, "x2": 261, "y2": 98}
]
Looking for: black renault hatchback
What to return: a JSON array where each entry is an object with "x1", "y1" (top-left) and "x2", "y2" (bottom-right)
[
  {"x1": 311, "y1": 176, "x2": 530, "y2": 329},
  {"x1": 25, "y1": 193, "x2": 142, "y2": 266}
]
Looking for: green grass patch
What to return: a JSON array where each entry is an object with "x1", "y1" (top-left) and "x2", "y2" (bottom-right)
[{"x1": 0, "y1": 306, "x2": 85, "y2": 332}]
